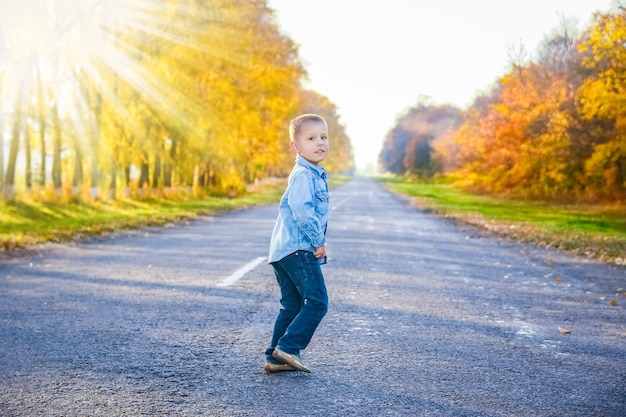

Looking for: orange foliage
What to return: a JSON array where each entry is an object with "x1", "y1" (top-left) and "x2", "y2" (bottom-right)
[{"x1": 428, "y1": 9, "x2": 626, "y2": 202}]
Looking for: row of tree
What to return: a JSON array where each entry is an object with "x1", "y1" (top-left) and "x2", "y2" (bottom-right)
[
  {"x1": 0, "y1": 0, "x2": 354, "y2": 200},
  {"x1": 380, "y1": 7, "x2": 625, "y2": 201}
]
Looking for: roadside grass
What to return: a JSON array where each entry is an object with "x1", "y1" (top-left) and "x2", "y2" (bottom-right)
[
  {"x1": 0, "y1": 182, "x2": 283, "y2": 251},
  {"x1": 0, "y1": 176, "x2": 351, "y2": 252},
  {"x1": 377, "y1": 177, "x2": 626, "y2": 265}
]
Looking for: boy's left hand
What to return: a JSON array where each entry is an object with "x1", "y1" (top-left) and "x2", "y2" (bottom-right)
[{"x1": 313, "y1": 245, "x2": 326, "y2": 259}]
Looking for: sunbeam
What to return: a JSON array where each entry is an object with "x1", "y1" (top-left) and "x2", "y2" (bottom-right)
[
  {"x1": 0, "y1": 0, "x2": 230, "y2": 196},
  {"x1": 0, "y1": 0, "x2": 352, "y2": 199}
]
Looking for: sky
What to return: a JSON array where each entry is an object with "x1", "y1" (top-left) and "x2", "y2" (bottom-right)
[{"x1": 266, "y1": 0, "x2": 612, "y2": 171}]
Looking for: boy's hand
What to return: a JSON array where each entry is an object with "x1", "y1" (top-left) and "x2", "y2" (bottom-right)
[{"x1": 313, "y1": 245, "x2": 326, "y2": 259}]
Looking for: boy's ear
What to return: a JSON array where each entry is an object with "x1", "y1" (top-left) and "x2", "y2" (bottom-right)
[{"x1": 290, "y1": 141, "x2": 299, "y2": 153}]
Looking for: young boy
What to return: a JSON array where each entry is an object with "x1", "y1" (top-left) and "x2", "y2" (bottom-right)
[{"x1": 264, "y1": 114, "x2": 330, "y2": 373}]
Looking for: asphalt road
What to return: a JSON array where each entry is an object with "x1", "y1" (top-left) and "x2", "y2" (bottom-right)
[{"x1": 1, "y1": 176, "x2": 625, "y2": 417}]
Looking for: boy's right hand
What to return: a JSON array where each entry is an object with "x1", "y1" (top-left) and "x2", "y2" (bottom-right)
[{"x1": 313, "y1": 245, "x2": 326, "y2": 259}]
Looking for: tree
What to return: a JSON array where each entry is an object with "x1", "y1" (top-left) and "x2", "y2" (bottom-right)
[
  {"x1": 0, "y1": 0, "x2": 353, "y2": 200},
  {"x1": 35, "y1": 65, "x2": 47, "y2": 188},
  {"x1": 4, "y1": 86, "x2": 23, "y2": 198},
  {"x1": 433, "y1": 12, "x2": 623, "y2": 200},
  {"x1": 577, "y1": 9, "x2": 626, "y2": 198},
  {"x1": 380, "y1": 103, "x2": 462, "y2": 178},
  {"x1": 0, "y1": 74, "x2": 4, "y2": 190},
  {"x1": 50, "y1": 97, "x2": 63, "y2": 195}
]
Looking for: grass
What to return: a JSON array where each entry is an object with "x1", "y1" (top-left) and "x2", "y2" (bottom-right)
[
  {"x1": 0, "y1": 176, "x2": 351, "y2": 253},
  {"x1": 3, "y1": 175, "x2": 624, "y2": 266},
  {"x1": 377, "y1": 177, "x2": 626, "y2": 265},
  {"x1": 0, "y1": 182, "x2": 285, "y2": 251}
]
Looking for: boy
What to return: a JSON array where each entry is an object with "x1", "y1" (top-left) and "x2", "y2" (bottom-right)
[{"x1": 264, "y1": 114, "x2": 330, "y2": 373}]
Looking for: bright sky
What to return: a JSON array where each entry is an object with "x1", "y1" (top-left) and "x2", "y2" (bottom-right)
[{"x1": 267, "y1": 0, "x2": 611, "y2": 171}]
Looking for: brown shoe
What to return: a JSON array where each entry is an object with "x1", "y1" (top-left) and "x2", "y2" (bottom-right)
[
  {"x1": 272, "y1": 348, "x2": 311, "y2": 373},
  {"x1": 264, "y1": 362, "x2": 297, "y2": 373}
]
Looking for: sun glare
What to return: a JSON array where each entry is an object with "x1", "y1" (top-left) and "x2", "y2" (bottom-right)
[
  {"x1": 0, "y1": 0, "x2": 216, "y2": 165},
  {"x1": 1, "y1": 0, "x2": 353, "y2": 198}
]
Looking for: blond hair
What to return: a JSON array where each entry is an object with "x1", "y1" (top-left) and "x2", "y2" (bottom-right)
[{"x1": 289, "y1": 114, "x2": 327, "y2": 142}]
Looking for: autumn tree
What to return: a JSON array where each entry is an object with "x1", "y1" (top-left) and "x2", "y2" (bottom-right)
[
  {"x1": 0, "y1": 0, "x2": 353, "y2": 200},
  {"x1": 379, "y1": 103, "x2": 462, "y2": 178},
  {"x1": 432, "y1": 9, "x2": 625, "y2": 201},
  {"x1": 432, "y1": 88, "x2": 502, "y2": 188},
  {"x1": 576, "y1": 9, "x2": 626, "y2": 199}
]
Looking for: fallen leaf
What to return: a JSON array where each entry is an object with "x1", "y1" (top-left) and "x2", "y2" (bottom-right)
[
  {"x1": 609, "y1": 299, "x2": 619, "y2": 307},
  {"x1": 558, "y1": 327, "x2": 572, "y2": 334}
]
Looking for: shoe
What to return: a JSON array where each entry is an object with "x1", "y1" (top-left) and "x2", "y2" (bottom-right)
[
  {"x1": 272, "y1": 348, "x2": 311, "y2": 373},
  {"x1": 264, "y1": 362, "x2": 297, "y2": 373}
]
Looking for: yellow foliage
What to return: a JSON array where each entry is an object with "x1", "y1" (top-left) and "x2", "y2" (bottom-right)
[{"x1": 0, "y1": 0, "x2": 353, "y2": 200}]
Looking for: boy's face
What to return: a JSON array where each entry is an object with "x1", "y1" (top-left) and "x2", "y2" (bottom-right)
[{"x1": 290, "y1": 120, "x2": 329, "y2": 166}]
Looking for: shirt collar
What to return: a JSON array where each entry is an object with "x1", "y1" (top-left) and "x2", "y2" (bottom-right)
[{"x1": 296, "y1": 154, "x2": 327, "y2": 177}]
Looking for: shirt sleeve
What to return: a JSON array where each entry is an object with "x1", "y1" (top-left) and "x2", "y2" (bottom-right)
[{"x1": 287, "y1": 171, "x2": 326, "y2": 248}]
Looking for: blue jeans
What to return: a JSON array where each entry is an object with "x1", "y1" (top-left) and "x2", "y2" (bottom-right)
[{"x1": 265, "y1": 250, "x2": 328, "y2": 363}]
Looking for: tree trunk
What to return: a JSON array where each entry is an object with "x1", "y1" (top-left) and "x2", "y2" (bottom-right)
[
  {"x1": 39, "y1": 120, "x2": 47, "y2": 188},
  {"x1": 0, "y1": 117, "x2": 4, "y2": 192},
  {"x1": 25, "y1": 123, "x2": 32, "y2": 193},
  {"x1": 152, "y1": 155, "x2": 161, "y2": 189},
  {"x1": 138, "y1": 154, "x2": 149, "y2": 196},
  {"x1": 108, "y1": 162, "x2": 117, "y2": 200},
  {"x1": 193, "y1": 165, "x2": 200, "y2": 191},
  {"x1": 90, "y1": 84, "x2": 102, "y2": 201},
  {"x1": 163, "y1": 162, "x2": 172, "y2": 189},
  {"x1": 90, "y1": 159, "x2": 99, "y2": 200},
  {"x1": 0, "y1": 83, "x2": 4, "y2": 190},
  {"x1": 124, "y1": 165, "x2": 131, "y2": 197},
  {"x1": 72, "y1": 143, "x2": 83, "y2": 197},
  {"x1": 4, "y1": 87, "x2": 24, "y2": 198},
  {"x1": 37, "y1": 66, "x2": 47, "y2": 188},
  {"x1": 164, "y1": 138, "x2": 176, "y2": 190},
  {"x1": 51, "y1": 101, "x2": 63, "y2": 194}
]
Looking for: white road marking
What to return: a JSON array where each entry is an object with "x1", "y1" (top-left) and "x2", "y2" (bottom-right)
[{"x1": 218, "y1": 256, "x2": 266, "y2": 287}]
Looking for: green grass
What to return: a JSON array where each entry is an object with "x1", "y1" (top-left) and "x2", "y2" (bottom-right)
[
  {"x1": 0, "y1": 184, "x2": 285, "y2": 250},
  {"x1": 3, "y1": 175, "x2": 623, "y2": 265},
  {"x1": 0, "y1": 175, "x2": 351, "y2": 252},
  {"x1": 378, "y1": 177, "x2": 626, "y2": 265}
]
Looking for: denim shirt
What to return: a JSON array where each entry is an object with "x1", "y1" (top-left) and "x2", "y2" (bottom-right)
[{"x1": 268, "y1": 155, "x2": 329, "y2": 263}]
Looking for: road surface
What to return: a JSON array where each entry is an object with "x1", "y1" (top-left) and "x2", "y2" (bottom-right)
[{"x1": 1, "y1": 177, "x2": 624, "y2": 416}]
